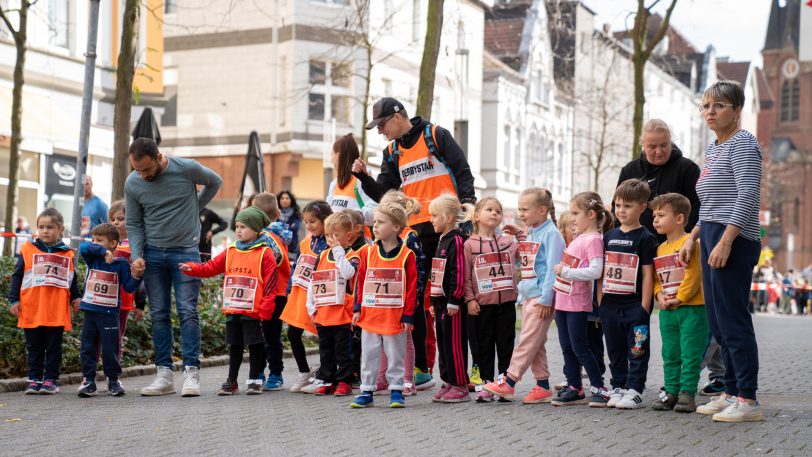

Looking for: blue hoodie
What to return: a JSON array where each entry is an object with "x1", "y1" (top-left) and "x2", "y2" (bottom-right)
[
  {"x1": 79, "y1": 243, "x2": 142, "y2": 314},
  {"x1": 517, "y1": 219, "x2": 565, "y2": 306}
]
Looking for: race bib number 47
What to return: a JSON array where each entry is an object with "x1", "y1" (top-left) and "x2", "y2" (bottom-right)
[
  {"x1": 602, "y1": 252, "x2": 639, "y2": 295},
  {"x1": 363, "y1": 268, "x2": 404, "y2": 308},
  {"x1": 474, "y1": 252, "x2": 514, "y2": 293},
  {"x1": 654, "y1": 254, "x2": 685, "y2": 299},
  {"x1": 32, "y1": 254, "x2": 71, "y2": 289},
  {"x1": 553, "y1": 251, "x2": 582, "y2": 296}
]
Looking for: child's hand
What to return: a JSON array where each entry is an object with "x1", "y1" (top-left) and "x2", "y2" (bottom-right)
[
  {"x1": 326, "y1": 233, "x2": 339, "y2": 249},
  {"x1": 467, "y1": 300, "x2": 480, "y2": 316},
  {"x1": 71, "y1": 299, "x2": 81, "y2": 312},
  {"x1": 178, "y1": 263, "x2": 192, "y2": 273},
  {"x1": 401, "y1": 323, "x2": 413, "y2": 333},
  {"x1": 104, "y1": 250, "x2": 115, "y2": 264},
  {"x1": 9, "y1": 303, "x2": 19, "y2": 316},
  {"x1": 132, "y1": 309, "x2": 145, "y2": 322},
  {"x1": 553, "y1": 264, "x2": 563, "y2": 275},
  {"x1": 656, "y1": 292, "x2": 668, "y2": 309},
  {"x1": 428, "y1": 305, "x2": 436, "y2": 317},
  {"x1": 447, "y1": 306, "x2": 459, "y2": 316},
  {"x1": 537, "y1": 302, "x2": 553, "y2": 319},
  {"x1": 502, "y1": 224, "x2": 521, "y2": 236},
  {"x1": 665, "y1": 297, "x2": 681, "y2": 309},
  {"x1": 352, "y1": 312, "x2": 360, "y2": 327}
]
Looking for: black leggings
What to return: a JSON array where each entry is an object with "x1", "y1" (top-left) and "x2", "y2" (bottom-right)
[
  {"x1": 287, "y1": 325, "x2": 310, "y2": 373},
  {"x1": 228, "y1": 343, "x2": 265, "y2": 381},
  {"x1": 414, "y1": 226, "x2": 441, "y2": 372}
]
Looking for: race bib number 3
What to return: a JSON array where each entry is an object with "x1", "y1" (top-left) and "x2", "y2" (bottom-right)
[
  {"x1": 518, "y1": 241, "x2": 540, "y2": 280},
  {"x1": 654, "y1": 254, "x2": 685, "y2": 299},
  {"x1": 292, "y1": 254, "x2": 318, "y2": 290},
  {"x1": 223, "y1": 276, "x2": 257, "y2": 311},
  {"x1": 83, "y1": 269, "x2": 119, "y2": 307},
  {"x1": 363, "y1": 268, "x2": 404, "y2": 308},
  {"x1": 602, "y1": 252, "x2": 640, "y2": 295},
  {"x1": 32, "y1": 254, "x2": 71, "y2": 289},
  {"x1": 312, "y1": 270, "x2": 344, "y2": 306},
  {"x1": 430, "y1": 258, "x2": 447, "y2": 297},
  {"x1": 474, "y1": 252, "x2": 514, "y2": 293},
  {"x1": 553, "y1": 251, "x2": 582, "y2": 296}
]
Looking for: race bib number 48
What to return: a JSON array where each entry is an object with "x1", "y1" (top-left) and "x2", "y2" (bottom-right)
[
  {"x1": 223, "y1": 275, "x2": 257, "y2": 311},
  {"x1": 363, "y1": 268, "x2": 404, "y2": 308},
  {"x1": 32, "y1": 254, "x2": 71, "y2": 288},
  {"x1": 83, "y1": 269, "x2": 119, "y2": 307},
  {"x1": 430, "y1": 258, "x2": 447, "y2": 297},
  {"x1": 474, "y1": 252, "x2": 514, "y2": 292},
  {"x1": 292, "y1": 254, "x2": 318, "y2": 290},
  {"x1": 553, "y1": 251, "x2": 582, "y2": 296},
  {"x1": 602, "y1": 252, "x2": 639, "y2": 295},
  {"x1": 654, "y1": 254, "x2": 685, "y2": 299},
  {"x1": 518, "y1": 241, "x2": 540, "y2": 280}
]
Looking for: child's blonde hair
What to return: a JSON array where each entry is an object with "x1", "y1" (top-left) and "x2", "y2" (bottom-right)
[
  {"x1": 570, "y1": 191, "x2": 614, "y2": 232},
  {"x1": 252, "y1": 192, "x2": 281, "y2": 220},
  {"x1": 472, "y1": 196, "x2": 503, "y2": 235},
  {"x1": 557, "y1": 210, "x2": 575, "y2": 241},
  {"x1": 520, "y1": 187, "x2": 557, "y2": 225},
  {"x1": 344, "y1": 209, "x2": 364, "y2": 228},
  {"x1": 380, "y1": 190, "x2": 421, "y2": 217},
  {"x1": 375, "y1": 202, "x2": 409, "y2": 233},
  {"x1": 429, "y1": 193, "x2": 475, "y2": 228},
  {"x1": 324, "y1": 211, "x2": 354, "y2": 234}
]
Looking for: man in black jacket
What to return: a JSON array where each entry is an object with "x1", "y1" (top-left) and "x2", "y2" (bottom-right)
[{"x1": 614, "y1": 119, "x2": 700, "y2": 242}]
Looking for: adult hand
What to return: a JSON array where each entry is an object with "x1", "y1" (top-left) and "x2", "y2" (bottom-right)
[
  {"x1": 708, "y1": 241, "x2": 732, "y2": 269},
  {"x1": 678, "y1": 238, "x2": 695, "y2": 266},
  {"x1": 467, "y1": 300, "x2": 480, "y2": 316},
  {"x1": 351, "y1": 159, "x2": 369, "y2": 175},
  {"x1": 132, "y1": 308, "x2": 145, "y2": 322},
  {"x1": 131, "y1": 258, "x2": 146, "y2": 277},
  {"x1": 9, "y1": 303, "x2": 19, "y2": 316}
]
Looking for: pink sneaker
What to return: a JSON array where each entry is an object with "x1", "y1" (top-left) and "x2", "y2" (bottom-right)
[
  {"x1": 438, "y1": 385, "x2": 471, "y2": 403},
  {"x1": 482, "y1": 376, "x2": 515, "y2": 401},
  {"x1": 432, "y1": 383, "x2": 451, "y2": 402},
  {"x1": 523, "y1": 386, "x2": 553, "y2": 404},
  {"x1": 475, "y1": 389, "x2": 495, "y2": 403}
]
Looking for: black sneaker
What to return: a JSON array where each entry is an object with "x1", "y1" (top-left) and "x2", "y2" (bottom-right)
[
  {"x1": 24, "y1": 381, "x2": 41, "y2": 395},
  {"x1": 218, "y1": 379, "x2": 239, "y2": 396},
  {"x1": 77, "y1": 380, "x2": 98, "y2": 398},
  {"x1": 551, "y1": 387, "x2": 588, "y2": 406},
  {"x1": 246, "y1": 381, "x2": 263, "y2": 395},
  {"x1": 699, "y1": 379, "x2": 724, "y2": 396},
  {"x1": 589, "y1": 387, "x2": 610, "y2": 408},
  {"x1": 108, "y1": 380, "x2": 126, "y2": 397}
]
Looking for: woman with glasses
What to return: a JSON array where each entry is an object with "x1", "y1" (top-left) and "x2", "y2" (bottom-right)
[{"x1": 679, "y1": 80, "x2": 763, "y2": 423}]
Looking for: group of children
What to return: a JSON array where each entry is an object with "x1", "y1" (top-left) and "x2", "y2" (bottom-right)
[{"x1": 8, "y1": 176, "x2": 713, "y2": 415}]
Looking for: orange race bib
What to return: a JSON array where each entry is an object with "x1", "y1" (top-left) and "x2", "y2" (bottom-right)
[
  {"x1": 223, "y1": 275, "x2": 258, "y2": 311},
  {"x1": 474, "y1": 252, "x2": 514, "y2": 293},
  {"x1": 430, "y1": 258, "x2": 447, "y2": 297},
  {"x1": 602, "y1": 252, "x2": 639, "y2": 295},
  {"x1": 292, "y1": 254, "x2": 318, "y2": 290},
  {"x1": 363, "y1": 268, "x2": 404, "y2": 308},
  {"x1": 311, "y1": 269, "x2": 344, "y2": 306},
  {"x1": 32, "y1": 254, "x2": 71, "y2": 289},
  {"x1": 518, "y1": 241, "x2": 540, "y2": 280},
  {"x1": 553, "y1": 251, "x2": 582, "y2": 296},
  {"x1": 83, "y1": 269, "x2": 119, "y2": 307},
  {"x1": 654, "y1": 254, "x2": 685, "y2": 299}
]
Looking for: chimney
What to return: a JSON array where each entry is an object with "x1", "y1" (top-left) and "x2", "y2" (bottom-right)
[{"x1": 602, "y1": 23, "x2": 611, "y2": 34}]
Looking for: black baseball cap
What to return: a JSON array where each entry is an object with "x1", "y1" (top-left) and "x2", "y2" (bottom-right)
[{"x1": 365, "y1": 97, "x2": 405, "y2": 130}]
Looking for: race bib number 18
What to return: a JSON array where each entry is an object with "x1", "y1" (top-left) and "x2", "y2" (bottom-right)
[
  {"x1": 654, "y1": 254, "x2": 685, "y2": 298},
  {"x1": 602, "y1": 252, "x2": 640, "y2": 295}
]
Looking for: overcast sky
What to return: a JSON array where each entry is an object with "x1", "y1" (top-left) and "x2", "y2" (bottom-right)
[{"x1": 584, "y1": 0, "x2": 774, "y2": 63}]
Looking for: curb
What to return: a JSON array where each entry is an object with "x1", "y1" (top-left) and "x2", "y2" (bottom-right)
[{"x1": 0, "y1": 347, "x2": 319, "y2": 393}]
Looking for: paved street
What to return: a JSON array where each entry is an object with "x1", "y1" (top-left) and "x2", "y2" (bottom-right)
[{"x1": 0, "y1": 314, "x2": 810, "y2": 457}]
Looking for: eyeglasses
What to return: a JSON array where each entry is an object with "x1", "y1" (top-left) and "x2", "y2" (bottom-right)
[
  {"x1": 377, "y1": 114, "x2": 395, "y2": 132},
  {"x1": 698, "y1": 102, "x2": 734, "y2": 113}
]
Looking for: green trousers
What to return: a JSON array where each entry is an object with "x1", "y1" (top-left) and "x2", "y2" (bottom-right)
[{"x1": 659, "y1": 305, "x2": 708, "y2": 396}]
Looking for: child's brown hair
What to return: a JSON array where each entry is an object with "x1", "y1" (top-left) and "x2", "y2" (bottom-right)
[
  {"x1": 108, "y1": 199, "x2": 125, "y2": 220},
  {"x1": 614, "y1": 178, "x2": 651, "y2": 205},
  {"x1": 571, "y1": 191, "x2": 614, "y2": 232},
  {"x1": 472, "y1": 196, "x2": 503, "y2": 235},
  {"x1": 649, "y1": 193, "x2": 691, "y2": 222},
  {"x1": 380, "y1": 190, "x2": 421, "y2": 217},
  {"x1": 252, "y1": 192, "x2": 281, "y2": 220},
  {"x1": 324, "y1": 211, "x2": 354, "y2": 234},
  {"x1": 91, "y1": 223, "x2": 121, "y2": 243},
  {"x1": 375, "y1": 203, "x2": 409, "y2": 233},
  {"x1": 36, "y1": 207, "x2": 64, "y2": 228}
]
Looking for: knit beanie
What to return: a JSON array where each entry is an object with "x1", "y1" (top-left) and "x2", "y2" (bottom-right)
[{"x1": 236, "y1": 206, "x2": 271, "y2": 233}]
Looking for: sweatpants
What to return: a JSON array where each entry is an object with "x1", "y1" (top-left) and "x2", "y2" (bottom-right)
[
  {"x1": 555, "y1": 310, "x2": 604, "y2": 390},
  {"x1": 377, "y1": 330, "x2": 415, "y2": 388},
  {"x1": 434, "y1": 303, "x2": 469, "y2": 387},
  {"x1": 315, "y1": 323, "x2": 354, "y2": 384},
  {"x1": 700, "y1": 221, "x2": 761, "y2": 400},
  {"x1": 598, "y1": 304, "x2": 651, "y2": 393},
  {"x1": 287, "y1": 325, "x2": 310, "y2": 373},
  {"x1": 473, "y1": 302, "x2": 516, "y2": 382},
  {"x1": 228, "y1": 343, "x2": 265, "y2": 380},
  {"x1": 25, "y1": 326, "x2": 64, "y2": 382},
  {"x1": 660, "y1": 305, "x2": 708, "y2": 396},
  {"x1": 506, "y1": 300, "x2": 553, "y2": 383},
  {"x1": 262, "y1": 296, "x2": 287, "y2": 376},
  {"x1": 701, "y1": 335, "x2": 725, "y2": 381},
  {"x1": 80, "y1": 311, "x2": 121, "y2": 382},
  {"x1": 360, "y1": 329, "x2": 406, "y2": 392}
]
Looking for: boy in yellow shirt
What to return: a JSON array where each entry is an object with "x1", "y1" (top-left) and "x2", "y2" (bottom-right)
[{"x1": 650, "y1": 193, "x2": 706, "y2": 413}]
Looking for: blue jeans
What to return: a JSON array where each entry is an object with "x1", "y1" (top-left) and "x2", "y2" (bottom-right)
[
  {"x1": 555, "y1": 310, "x2": 604, "y2": 390},
  {"x1": 143, "y1": 245, "x2": 202, "y2": 368}
]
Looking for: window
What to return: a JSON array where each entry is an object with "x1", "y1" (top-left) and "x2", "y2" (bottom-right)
[
  {"x1": 309, "y1": 61, "x2": 326, "y2": 84},
  {"x1": 503, "y1": 125, "x2": 511, "y2": 170},
  {"x1": 331, "y1": 95, "x2": 349, "y2": 123},
  {"x1": 514, "y1": 128, "x2": 522, "y2": 174},
  {"x1": 780, "y1": 79, "x2": 799, "y2": 122},
  {"x1": 308, "y1": 94, "x2": 325, "y2": 121},
  {"x1": 331, "y1": 63, "x2": 350, "y2": 87},
  {"x1": 454, "y1": 120, "x2": 469, "y2": 159},
  {"x1": 308, "y1": 60, "x2": 351, "y2": 124},
  {"x1": 48, "y1": 0, "x2": 70, "y2": 49},
  {"x1": 165, "y1": 0, "x2": 178, "y2": 14},
  {"x1": 163, "y1": 87, "x2": 178, "y2": 127}
]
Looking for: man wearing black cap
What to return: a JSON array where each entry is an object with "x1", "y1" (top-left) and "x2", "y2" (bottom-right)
[{"x1": 352, "y1": 97, "x2": 476, "y2": 390}]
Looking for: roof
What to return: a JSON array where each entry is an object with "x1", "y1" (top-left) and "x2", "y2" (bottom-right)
[
  {"x1": 717, "y1": 61, "x2": 751, "y2": 86},
  {"x1": 483, "y1": 49, "x2": 525, "y2": 83},
  {"x1": 484, "y1": 17, "x2": 526, "y2": 57},
  {"x1": 763, "y1": 0, "x2": 801, "y2": 51},
  {"x1": 754, "y1": 67, "x2": 775, "y2": 109}
]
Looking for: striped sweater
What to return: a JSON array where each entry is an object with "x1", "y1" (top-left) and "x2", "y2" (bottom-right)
[
  {"x1": 695, "y1": 129, "x2": 762, "y2": 241},
  {"x1": 429, "y1": 228, "x2": 467, "y2": 310}
]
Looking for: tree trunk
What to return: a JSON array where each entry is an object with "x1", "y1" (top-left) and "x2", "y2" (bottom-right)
[
  {"x1": 2, "y1": 4, "x2": 29, "y2": 257},
  {"x1": 416, "y1": 0, "x2": 444, "y2": 118},
  {"x1": 631, "y1": 55, "x2": 645, "y2": 160},
  {"x1": 112, "y1": 0, "x2": 140, "y2": 201},
  {"x1": 360, "y1": 45, "x2": 372, "y2": 160}
]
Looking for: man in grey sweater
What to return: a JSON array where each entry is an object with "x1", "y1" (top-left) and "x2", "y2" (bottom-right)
[{"x1": 125, "y1": 138, "x2": 223, "y2": 397}]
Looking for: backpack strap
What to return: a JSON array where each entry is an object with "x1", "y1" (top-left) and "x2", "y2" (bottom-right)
[{"x1": 424, "y1": 124, "x2": 459, "y2": 195}]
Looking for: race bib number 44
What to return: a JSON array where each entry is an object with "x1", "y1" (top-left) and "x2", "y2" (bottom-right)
[
  {"x1": 553, "y1": 251, "x2": 582, "y2": 296},
  {"x1": 223, "y1": 276, "x2": 257, "y2": 311},
  {"x1": 430, "y1": 258, "x2": 447, "y2": 297},
  {"x1": 32, "y1": 254, "x2": 71, "y2": 288},
  {"x1": 654, "y1": 254, "x2": 685, "y2": 299},
  {"x1": 518, "y1": 242, "x2": 540, "y2": 280},
  {"x1": 312, "y1": 270, "x2": 344, "y2": 306},
  {"x1": 474, "y1": 252, "x2": 514, "y2": 293},
  {"x1": 83, "y1": 269, "x2": 119, "y2": 307},
  {"x1": 363, "y1": 268, "x2": 404, "y2": 308},
  {"x1": 292, "y1": 254, "x2": 318, "y2": 290},
  {"x1": 602, "y1": 252, "x2": 639, "y2": 295}
]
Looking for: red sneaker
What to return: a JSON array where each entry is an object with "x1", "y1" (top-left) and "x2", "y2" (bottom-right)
[
  {"x1": 438, "y1": 385, "x2": 471, "y2": 403},
  {"x1": 432, "y1": 383, "x2": 451, "y2": 402},
  {"x1": 314, "y1": 384, "x2": 336, "y2": 396},
  {"x1": 333, "y1": 382, "x2": 353, "y2": 396},
  {"x1": 482, "y1": 376, "x2": 515, "y2": 401},
  {"x1": 523, "y1": 385, "x2": 553, "y2": 404}
]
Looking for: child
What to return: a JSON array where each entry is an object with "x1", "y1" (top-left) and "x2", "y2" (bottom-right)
[
  {"x1": 649, "y1": 193, "x2": 706, "y2": 413},
  {"x1": 427, "y1": 194, "x2": 474, "y2": 403},
  {"x1": 374, "y1": 191, "x2": 425, "y2": 395},
  {"x1": 598, "y1": 178, "x2": 658, "y2": 409},
  {"x1": 180, "y1": 206, "x2": 277, "y2": 395},
  {"x1": 280, "y1": 200, "x2": 333, "y2": 392},
  {"x1": 252, "y1": 192, "x2": 294, "y2": 391},
  {"x1": 108, "y1": 200, "x2": 147, "y2": 356},
  {"x1": 9, "y1": 208, "x2": 81, "y2": 394},
  {"x1": 350, "y1": 203, "x2": 418, "y2": 408},
  {"x1": 482, "y1": 188, "x2": 564, "y2": 404},
  {"x1": 77, "y1": 223, "x2": 143, "y2": 397},
  {"x1": 326, "y1": 134, "x2": 377, "y2": 236},
  {"x1": 344, "y1": 209, "x2": 371, "y2": 387},
  {"x1": 463, "y1": 197, "x2": 521, "y2": 402},
  {"x1": 551, "y1": 193, "x2": 613, "y2": 407},
  {"x1": 302, "y1": 211, "x2": 361, "y2": 396}
]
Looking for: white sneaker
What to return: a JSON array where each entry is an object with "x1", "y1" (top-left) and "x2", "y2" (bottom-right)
[
  {"x1": 290, "y1": 372, "x2": 312, "y2": 393},
  {"x1": 696, "y1": 394, "x2": 737, "y2": 415},
  {"x1": 615, "y1": 388, "x2": 645, "y2": 409},
  {"x1": 300, "y1": 378, "x2": 330, "y2": 394},
  {"x1": 140, "y1": 366, "x2": 176, "y2": 396},
  {"x1": 712, "y1": 398, "x2": 764, "y2": 422},
  {"x1": 606, "y1": 388, "x2": 626, "y2": 408},
  {"x1": 181, "y1": 366, "x2": 201, "y2": 397}
]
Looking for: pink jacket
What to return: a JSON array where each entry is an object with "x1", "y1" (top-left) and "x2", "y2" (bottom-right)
[{"x1": 463, "y1": 234, "x2": 521, "y2": 305}]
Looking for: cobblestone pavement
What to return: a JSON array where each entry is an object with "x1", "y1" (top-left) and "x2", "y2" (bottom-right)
[{"x1": 0, "y1": 314, "x2": 810, "y2": 457}]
